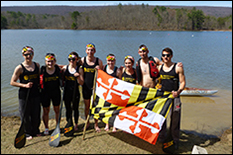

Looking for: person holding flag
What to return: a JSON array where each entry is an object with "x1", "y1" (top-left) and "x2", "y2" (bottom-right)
[
  {"x1": 81, "y1": 43, "x2": 103, "y2": 132},
  {"x1": 103, "y1": 53, "x2": 122, "y2": 132},
  {"x1": 158, "y1": 47, "x2": 186, "y2": 151}
]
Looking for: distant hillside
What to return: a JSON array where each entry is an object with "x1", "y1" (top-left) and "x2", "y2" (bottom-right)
[{"x1": 1, "y1": 5, "x2": 232, "y2": 17}]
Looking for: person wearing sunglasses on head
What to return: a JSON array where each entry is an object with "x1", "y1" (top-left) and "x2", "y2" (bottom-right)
[
  {"x1": 103, "y1": 54, "x2": 122, "y2": 132},
  {"x1": 136, "y1": 44, "x2": 163, "y2": 88},
  {"x1": 119, "y1": 55, "x2": 137, "y2": 84},
  {"x1": 81, "y1": 43, "x2": 103, "y2": 132},
  {"x1": 61, "y1": 51, "x2": 84, "y2": 132},
  {"x1": 40, "y1": 53, "x2": 62, "y2": 135},
  {"x1": 157, "y1": 47, "x2": 186, "y2": 151},
  {"x1": 10, "y1": 46, "x2": 41, "y2": 140}
]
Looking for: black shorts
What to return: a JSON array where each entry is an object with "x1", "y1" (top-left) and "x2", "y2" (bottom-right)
[
  {"x1": 82, "y1": 84, "x2": 93, "y2": 100},
  {"x1": 41, "y1": 89, "x2": 61, "y2": 107}
]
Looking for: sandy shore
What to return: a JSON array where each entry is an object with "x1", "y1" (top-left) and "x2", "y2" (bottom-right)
[{"x1": 1, "y1": 115, "x2": 232, "y2": 154}]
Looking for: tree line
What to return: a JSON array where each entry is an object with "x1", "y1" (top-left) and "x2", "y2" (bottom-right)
[{"x1": 1, "y1": 4, "x2": 232, "y2": 31}]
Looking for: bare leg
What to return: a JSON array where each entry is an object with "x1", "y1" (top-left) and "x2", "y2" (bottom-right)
[
  {"x1": 94, "y1": 119, "x2": 100, "y2": 132},
  {"x1": 42, "y1": 107, "x2": 50, "y2": 135},
  {"x1": 42, "y1": 107, "x2": 50, "y2": 129}
]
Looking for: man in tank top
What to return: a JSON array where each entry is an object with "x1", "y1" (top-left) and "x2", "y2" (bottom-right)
[
  {"x1": 81, "y1": 43, "x2": 103, "y2": 132},
  {"x1": 157, "y1": 47, "x2": 186, "y2": 151},
  {"x1": 10, "y1": 46, "x2": 41, "y2": 140}
]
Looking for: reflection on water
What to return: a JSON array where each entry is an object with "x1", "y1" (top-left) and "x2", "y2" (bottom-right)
[{"x1": 181, "y1": 96, "x2": 216, "y2": 104}]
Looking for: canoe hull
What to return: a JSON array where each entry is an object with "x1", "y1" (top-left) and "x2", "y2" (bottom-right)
[{"x1": 180, "y1": 87, "x2": 218, "y2": 96}]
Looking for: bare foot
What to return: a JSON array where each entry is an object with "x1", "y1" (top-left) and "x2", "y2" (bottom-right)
[
  {"x1": 112, "y1": 127, "x2": 117, "y2": 132},
  {"x1": 104, "y1": 124, "x2": 109, "y2": 131},
  {"x1": 74, "y1": 125, "x2": 78, "y2": 131},
  {"x1": 94, "y1": 124, "x2": 101, "y2": 133}
]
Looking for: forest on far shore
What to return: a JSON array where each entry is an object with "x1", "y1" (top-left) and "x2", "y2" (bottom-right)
[{"x1": 1, "y1": 4, "x2": 232, "y2": 31}]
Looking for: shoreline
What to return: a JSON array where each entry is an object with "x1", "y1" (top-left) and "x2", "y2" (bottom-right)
[
  {"x1": 1, "y1": 115, "x2": 232, "y2": 154},
  {"x1": 1, "y1": 28, "x2": 232, "y2": 32}
]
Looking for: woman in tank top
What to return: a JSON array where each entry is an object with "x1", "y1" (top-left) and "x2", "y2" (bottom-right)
[
  {"x1": 119, "y1": 55, "x2": 137, "y2": 84},
  {"x1": 40, "y1": 53, "x2": 62, "y2": 135},
  {"x1": 103, "y1": 54, "x2": 122, "y2": 132},
  {"x1": 61, "y1": 51, "x2": 84, "y2": 131}
]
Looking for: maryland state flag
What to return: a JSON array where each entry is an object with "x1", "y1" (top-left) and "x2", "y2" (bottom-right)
[{"x1": 91, "y1": 69, "x2": 174, "y2": 145}]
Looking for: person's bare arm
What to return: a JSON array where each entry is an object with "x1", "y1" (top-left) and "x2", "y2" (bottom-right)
[
  {"x1": 172, "y1": 66, "x2": 186, "y2": 97},
  {"x1": 95, "y1": 59, "x2": 103, "y2": 70},
  {"x1": 154, "y1": 57, "x2": 163, "y2": 66},
  {"x1": 10, "y1": 65, "x2": 33, "y2": 88},
  {"x1": 77, "y1": 67, "x2": 84, "y2": 86}
]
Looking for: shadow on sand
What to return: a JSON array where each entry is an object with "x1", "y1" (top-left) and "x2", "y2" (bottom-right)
[{"x1": 108, "y1": 129, "x2": 220, "y2": 154}]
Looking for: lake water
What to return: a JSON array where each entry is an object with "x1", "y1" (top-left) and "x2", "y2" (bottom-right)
[{"x1": 1, "y1": 29, "x2": 232, "y2": 137}]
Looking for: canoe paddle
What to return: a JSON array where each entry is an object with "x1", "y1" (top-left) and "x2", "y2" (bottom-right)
[
  {"x1": 49, "y1": 87, "x2": 65, "y2": 147},
  {"x1": 14, "y1": 86, "x2": 30, "y2": 149}
]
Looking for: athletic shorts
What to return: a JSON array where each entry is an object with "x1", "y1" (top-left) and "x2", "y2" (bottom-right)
[
  {"x1": 41, "y1": 90, "x2": 61, "y2": 107},
  {"x1": 82, "y1": 84, "x2": 93, "y2": 100}
]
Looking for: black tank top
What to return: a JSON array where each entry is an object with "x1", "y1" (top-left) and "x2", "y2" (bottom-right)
[
  {"x1": 121, "y1": 69, "x2": 137, "y2": 84},
  {"x1": 64, "y1": 65, "x2": 79, "y2": 91},
  {"x1": 41, "y1": 65, "x2": 61, "y2": 91},
  {"x1": 160, "y1": 63, "x2": 179, "y2": 92},
  {"x1": 19, "y1": 62, "x2": 40, "y2": 99},
  {"x1": 82, "y1": 57, "x2": 99, "y2": 90},
  {"x1": 103, "y1": 65, "x2": 118, "y2": 78}
]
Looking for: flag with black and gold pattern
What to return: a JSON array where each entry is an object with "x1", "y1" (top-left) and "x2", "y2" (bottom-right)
[{"x1": 91, "y1": 69, "x2": 174, "y2": 145}]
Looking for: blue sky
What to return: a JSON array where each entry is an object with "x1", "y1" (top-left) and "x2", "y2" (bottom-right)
[{"x1": 1, "y1": 1, "x2": 232, "y2": 7}]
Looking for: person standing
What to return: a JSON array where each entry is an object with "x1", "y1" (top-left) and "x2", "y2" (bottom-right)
[
  {"x1": 61, "y1": 51, "x2": 84, "y2": 131},
  {"x1": 103, "y1": 54, "x2": 122, "y2": 132},
  {"x1": 10, "y1": 46, "x2": 41, "y2": 140},
  {"x1": 81, "y1": 43, "x2": 103, "y2": 132},
  {"x1": 40, "y1": 53, "x2": 62, "y2": 135},
  {"x1": 158, "y1": 47, "x2": 186, "y2": 151}
]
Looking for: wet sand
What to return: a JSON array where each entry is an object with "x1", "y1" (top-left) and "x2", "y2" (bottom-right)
[{"x1": 180, "y1": 89, "x2": 232, "y2": 137}]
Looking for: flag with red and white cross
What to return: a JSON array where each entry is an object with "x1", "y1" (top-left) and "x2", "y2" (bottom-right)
[{"x1": 91, "y1": 69, "x2": 173, "y2": 145}]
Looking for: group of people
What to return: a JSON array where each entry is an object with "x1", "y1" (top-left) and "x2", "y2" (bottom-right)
[{"x1": 10, "y1": 43, "x2": 185, "y2": 150}]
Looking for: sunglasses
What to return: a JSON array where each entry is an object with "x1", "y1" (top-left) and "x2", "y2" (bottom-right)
[
  {"x1": 23, "y1": 53, "x2": 33, "y2": 57},
  {"x1": 162, "y1": 54, "x2": 171, "y2": 57},
  {"x1": 68, "y1": 58, "x2": 77, "y2": 61}
]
